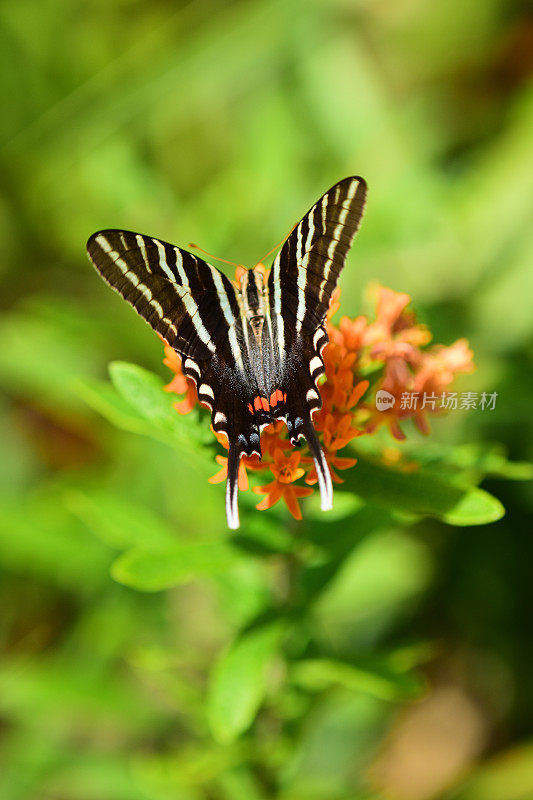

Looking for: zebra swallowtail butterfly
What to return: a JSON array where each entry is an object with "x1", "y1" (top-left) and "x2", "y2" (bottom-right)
[{"x1": 87, "y1": 176, "x2": 367, "y2": 529}]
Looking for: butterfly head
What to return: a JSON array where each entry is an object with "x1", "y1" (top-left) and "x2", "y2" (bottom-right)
[{"x1": 240, "y1": 266, "x2": 267, "y2": 319}]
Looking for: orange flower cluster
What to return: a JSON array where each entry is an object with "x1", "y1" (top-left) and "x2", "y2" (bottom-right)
[
  {"x1": 353, "y1": 286, "x2": 475, "y2": 439},
  {"x1": 162, "y1": 277, "x2": 475, "y2": 521},
  {"x1": 162, "y1": 346, "x2": 197, "y2": 415}
]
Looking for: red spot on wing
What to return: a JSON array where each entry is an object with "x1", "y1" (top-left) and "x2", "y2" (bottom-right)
[
  {"x1": 269, "y1": 389, "x2": 284, "y2": 407},
  {"x1": 248, "y1": 403, "x2": 254, "y2": 414},
  {"x1": 253, "y1": 396, "x2": 270, "y2": 412}
]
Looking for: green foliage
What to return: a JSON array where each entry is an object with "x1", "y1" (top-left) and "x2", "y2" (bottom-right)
[
  {"x1": 77, "y1": 361, "x2": 211, "y2": 454},
  {"x1": 1, "y1": 0, "x2": 532, "y2": 798},
  {"x1": 290, "y1": 655, "x2": 426, "y2": 703},
  {"x1": 343, "y1": 451, "x2": 505, "y2": 526},
  {"x1": 67, "y1": 488, "x2": 235, "y2": 590},
  {"x1": 208, "y1": 621, "x2": 284, "y2": 743},
  {"x1": 112, "y1": 541, "x2": 236, "y2": 592}
]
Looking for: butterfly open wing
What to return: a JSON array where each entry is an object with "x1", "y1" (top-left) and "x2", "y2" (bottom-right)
[
  {"x1": 87, "y1": 177, "x2": 367, "y2": 530},
  {"x1": 87, "y1": 230, "x2": 259, "y2": 528},
  {"x1": 267, "y1": 176, "x2": 367, "y2": 511},
  {"x1": 87, "y1": 230, "x2": 235, "y2": 360}
]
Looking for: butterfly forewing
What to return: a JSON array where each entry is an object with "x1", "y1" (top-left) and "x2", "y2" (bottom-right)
[
  {"x1": 268, "y1": 176, "x2": 367, "y2": 344},
  {"x1": 87, "y1": 230, "x2": 241, "y2": 360}
]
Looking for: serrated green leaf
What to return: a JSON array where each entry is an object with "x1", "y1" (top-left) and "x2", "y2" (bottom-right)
[
  {"x1": 111, "y1": 540, "x2": 235, "y2": 591},
  {"x1": 207, "y1": 622, "x2": 283, "y2": 743},
  {"x1": 344, "y1": 452, "x2": 505, "y2": 525}
]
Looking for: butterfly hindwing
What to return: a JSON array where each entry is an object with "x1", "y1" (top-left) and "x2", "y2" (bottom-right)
[{"x1": 180, "y1": 355, "x2": 262, "y2": 530}]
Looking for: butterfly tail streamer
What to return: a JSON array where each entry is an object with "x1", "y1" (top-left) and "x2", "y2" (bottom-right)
[
  {"x1": 303, "y1": 422, "x2": 333, "y2": 512},
  {"x1": 225, "y1": 441, "x2": 242, "y2": 530}
]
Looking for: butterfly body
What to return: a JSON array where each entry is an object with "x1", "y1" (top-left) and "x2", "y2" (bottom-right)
[{"x1": 87, "y1": 177, "x2": 367, "y2": 529}]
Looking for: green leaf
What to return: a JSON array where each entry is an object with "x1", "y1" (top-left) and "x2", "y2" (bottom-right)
[
  {"x1": 344, "y1": 452, "x2": 505, "y2": 526},
  {"x1": 368, "y1": 439, "x2": 533, "y2": 483},
  {"x1": 109, "y1": 361, "x2": 213, "y2": 456},
  {"x1": 65, "y1": 489, "x2": 176, "y2": 550},
  {"x1": 452, "y1": 445, "x2": 533, "y2": 481},
  {"x1": 440, "y1": 487, "x2": 505, "y2": 526},
  {"x1": 111, "y1": 540, "x2": 236, "y2": 591},
  {"x1": 233, "y1": 515, "x2": 295, "y2": 555},
  {"x1": 75, "y1": 376, "x2": 162, "y2": 439},
  {"x1": 77, "y1": 363, "x2": 211, "y2": 459},
  {"x1": 207, "y1": 621, "x2": 283, "y2": 743},
  {"x1": 109, "y1": 361, "x2": 179, "y2": 429},
  {"x1": 290, "y1": 657, "x2": 426, "y2": 702},
  {"x1": 304, "y1": 491, "x2": 364, "y2": 522}
]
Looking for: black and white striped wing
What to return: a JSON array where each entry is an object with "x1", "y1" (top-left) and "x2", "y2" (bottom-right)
[
  {"x1": 268, "y1": 176, "x2": 367, "y2": 341},
  {"x1": 87, "y1": 230, "x2": 236, "y2": 361},
  {"x1": 266, "y1": 177, "x2": 367, "y2": 510},
  {"x1": 87, "y1": 230, "x2": 258, "y2": 529}
]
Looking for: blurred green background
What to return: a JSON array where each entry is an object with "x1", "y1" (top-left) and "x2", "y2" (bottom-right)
[{"x1": 1, "y1": 1, "x2": 532, "y2": 798}]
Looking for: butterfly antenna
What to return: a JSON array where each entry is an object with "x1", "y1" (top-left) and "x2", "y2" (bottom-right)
[
  {"x1": 254, "y1": 222, "x2": 298, "y2": 268},
  {"x1": 188, "y1": 243, "x2": 243, "y2": 269},
  {"x1": 225, "y1": 441, "x2": 241, "y2": 530},
  {"x1": 303, "y1": 422, "x2": 333, "y2": 512}
]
